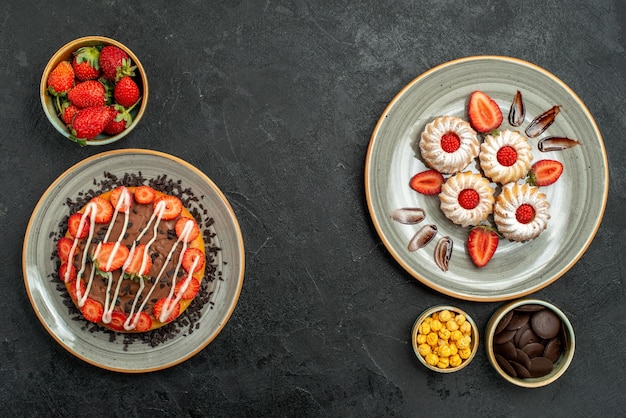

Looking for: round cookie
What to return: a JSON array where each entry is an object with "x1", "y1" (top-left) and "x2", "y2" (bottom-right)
[
  {"x1": 419, "y1": 116, "x2": 480, "y2": 174},
  {"x1": 494, "y1": 183, "x2": 550, "y2": 242},
  {"x1": 479, "y1": 130, "x2": 533, "y2": 184},
  {"x1": 439, "y1": 171, "x2": 495, "y2": 228}
]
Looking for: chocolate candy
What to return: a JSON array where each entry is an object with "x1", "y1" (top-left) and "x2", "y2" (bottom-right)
[{"x1": 492, "y1": 304, "x2": 567, "y2": 379}]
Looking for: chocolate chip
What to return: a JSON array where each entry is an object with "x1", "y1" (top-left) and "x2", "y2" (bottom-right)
[
  {"x1": 543, "y1": 338, "x2": 563, "y2": 362},
  {"x1": 495, "y1": 310, "x2": 514, "y2": 334},
  {"x1": 515, "y1": 304, "x2": 545, "y2": 312},
  {"x1": 531, "y1": 309, "x2": 561, "y2": 339},
  {"x1": 522, "y1": 342, "x2": 545, "y2": 358},
  {"x1": 510, "y1": 361, "x2": 532, "y2": 378},
  {"x1": 506, "y1": 313, "x2": 530, "y2": 330},
  {"x1": 494, "y1": 341, "x2": 517, "y2": 360},
  {"x1": 495, "y1": 354, "x2": 517, "y2": 377},
  {"x1": 515, "y1": 348, "x2": 532, "y2": 369},
  {"x1": 518, "y1": 328, "x2": 540, "y2": 347},
  {"x1": 529, "y1": 357, "x2": 554, "y2": 378},
  {"x1": 514, "y1": 323, "x2": 531, "y2": 346},
  {"x1": 494, "y1": 329, "x2": 517, "y2": 344}
]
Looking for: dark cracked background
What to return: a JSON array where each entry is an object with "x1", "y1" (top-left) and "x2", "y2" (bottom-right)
[{"x1": 1, "y1": 0, "x2": 625, "y2": 416}]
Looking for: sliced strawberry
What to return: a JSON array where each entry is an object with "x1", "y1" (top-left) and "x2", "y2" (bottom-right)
[
  {"x1": 409, "y1": 169, "x2": 445, "y2": 195},
  {"x1": 88, "y1": 196, "x2": 114, "y2": 224},
  {"x1": 57, "y1": 237, "x2": 74, "y2": 262},
  {"x1": 153, "y1": 195, "x2": 183, "y2": 220},
  {"x1": 468, "y1": 91, "x2": 503, "y2": 133},
  {"x1": 67, "y1": 213, "x2": 90, "y2": 239},
  {"x1": 124, "y1": 244, "x2": 153, "y2": 276},
  {"x1": 133, "y1": 312, "x2": 153, "y2": 332},
  {"x1": 527, "y1": 159, "x2": 563, "y2": 187},
  {"x1": 67, "y1": 279, "x2": 87, "y2": 302},
  {"x1": 134, "y1": 185, "x2": 156, "y2": 204},
  {"x1": 175, "y1": 277, "x2": 200, "y2": 300},
  {"x1": 153, "y1": 298, "x2": 180, "y2": 323},
  {"x1": 109, "y1": 186, "x2": 133, "y2": 212},
  {"x1": 467, "y1": 226, "x2": 499, "y2": 268},
  {"x1": 182, "y1": 247, "x2": 206, "y2": 273},
  {"x1": 108, "y1": 311, "x2": 128, "y2": 331},
  {"x1": 59, "y1": 262, "x2": 77, "y2": 283},
  {"x1": 95, "y1": 242, "x2": 130, "y2": 272},
  {"x1": 81, "y1": 298, "x2": 104, "y2": 323},
  {"x1": 175, "y1": 217, "x2": 200, "y2": 242}
]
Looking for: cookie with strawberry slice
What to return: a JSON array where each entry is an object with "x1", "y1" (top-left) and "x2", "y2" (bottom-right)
[{"x1": 57, "y1": 185, "x2": 207, "y2": 333}]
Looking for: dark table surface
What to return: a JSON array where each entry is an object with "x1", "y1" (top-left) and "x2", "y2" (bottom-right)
[{"x1": 2, "y1": 0, "x2": 625, "y2": 416}]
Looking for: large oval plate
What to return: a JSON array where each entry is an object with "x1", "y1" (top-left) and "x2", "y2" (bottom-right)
[
  {"x1": 365, "y1": 56, "x2": 608, "y2": 301},
  {"x1": 23, "y1": 149, "x2": 245, "y2": 372}
]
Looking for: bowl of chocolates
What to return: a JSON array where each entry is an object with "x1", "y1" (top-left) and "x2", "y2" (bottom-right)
[
  {"x1": 485, "y1": 299, "x2": 575, "y2": 388},
  {"x1": 412, "y1": 305, "x2": 479, "y2": 373}
]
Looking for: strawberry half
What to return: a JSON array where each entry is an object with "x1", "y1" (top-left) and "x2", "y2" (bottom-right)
[
  {"x1": 467, "y1": 225, "x2": 499, "y2": 268},
  {"x1": 132, "y1": 312, "x2": 152, "y2": 332},
  {"x1": 468, "y1": 91, "x2": 503, "y2": 133},
  {"x1": 527, "y1": 160, "x2": 563, "y2": 186},
  {"x1": 109, "y1": 186, "x2": 133, "y2": 212},
  {"x1": 67, "y1": 279, "x2": 86, "y2": 302},
  {"x1": 67, "y1": 213, "x2": 90, "y2": 239},
  {"x1": 409, "y1": 169, "x2": 445, "y2": 195},
  {"x1": 81, "y1": 298, "x2": 104, "y2": 323},
  {"x1": 134, "y1": 185, "x2": 156, "y2": 204},
  {"x1": 175, "y1": 216, "x2": 200, "y2": 243},
  {"x1": 59, "y1": 263, "x2": 77, "y2": 283},
  {"x1": 124, "y1": 244, "x2": 153, "y2": 276},
  {"x1": 175, "y1": 277, "x2": 200, "y2": 300},
  {"x1": 182, "y1": 247, "x2": 205, "y2": 273},
  {"x1": 95, "y1": 242, "x2": 130, "y2": 272},
  {"x1": 153, "y1": 298, "x2": 180, "y2": 323},
  {"x1": 108, "y1": 311, "x2": 128, "y2": 331},
  {"x1": 57, "y1": 237, "x2": 74, "y2": 263},
  {"x1": 153, "y1": 195, "x2": 183, "y2": 220},
  {"x1": 88, "y1": 196, "x2": 113, "y2": 224}
]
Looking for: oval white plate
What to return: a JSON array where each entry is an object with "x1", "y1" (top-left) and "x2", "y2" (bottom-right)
[
  {"x1": 23, "y1": 149, "x2": 245, "y2": 372},
  {"x1": 365, "y1": 56, "x2": 608, "y2": 301}
]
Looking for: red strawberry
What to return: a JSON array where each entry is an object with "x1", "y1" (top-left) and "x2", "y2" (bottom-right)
[
  {"x1": 103, "y1": 105, "x2": 132, "y2": 135},
  {"x1": 496, "y1": 145, "x2": 518, "y2": 167},
  {"x1": 47, "y1": 61, "x2": 74, "y2": 95},
  {"x1": 458, "y1": 189, "x2": 480, "y2": 210},
  {"x1": 61, "y1": 103, "x2": 80, "y2": 126},
  {"x1": 133, "y1": 312, "x2": 152, "y2": 332},
  {"x1": 88, "y1": 196, "x2": 113, "y2": 223},
  {"x1": 67, "y1": 213, "x2": 90, "y2": 239},
  {"x1": 81, "y1": 298, "x2": 104, "y2": 323},
  {"x1": 124, "y1": 244, "x2": 153, "y2": 276},
  {"x1": 57, "y1": 237, "x2": 74, "y2": 262},
  {"x1": 72, "y1": 46, "x2": 101, "y2": 81},
  {"x1": 182, "y1": 247, "x2": 205, "y2": 273},
  {"x1": 527, "y1": 159, "x2": 563, "y2": 186},
  {"x1": 71, "y1": 105, "x2": 112, "y2": 140},
  {"x1": 99, "y1": 45, "x2": 134, "y2": 81},
  {"x1": 109, "y1": 186, "x2": 133, "y2": 212},
  {"x1": 468, "y1": 91, "x2": 503, "y2": 133},
  {"x1": 67, "y1": 279, "x2": 86, "y2": 302},
  {"x1": 409, "y1": 169, "x2": 445, "y2": 195},
  {"x1": 153, "y1": 195, "x2": 183, "y2": 220},
  {"x1": 68, "y1": 80, "x2": 106, "y2": 108},
  {"x1": 134, "y1": 185, "x2": 156, "y2": 204},
  {"x1": 114, "y1": 76, "x2": 140, "y2": 108},
  {"x1": 467, "y1": 225, "x2": 499, "y2": 268},
  {"x1": 95, "y1": 242, "x2": 130, "y2": 272},
  {"x1": 515, "y1": 203, "x2": 536, "y2": 224},
  {"x1": 108, "y1": 311, "x2": 128, "y2": 331},
  {"x1": 59, "y1": 263, "x2": 77, "y2": 283},
  {"x1": 175, "y1": 216, "x2": 200, "y2": 242},
  {"x1": 440, "y1": 132, "x2": 461, "y2": 153},
  {"x1": 175, "y1": 277, "x2": 200, "y2": 300},
  {"x1": 153, "y1": 298, "x2": 180, "y2": 323}
]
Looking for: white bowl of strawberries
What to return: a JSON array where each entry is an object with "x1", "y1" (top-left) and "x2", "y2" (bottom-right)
[{"x1": 40, "y1": 36, "x2": 148, "y2": 146}]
